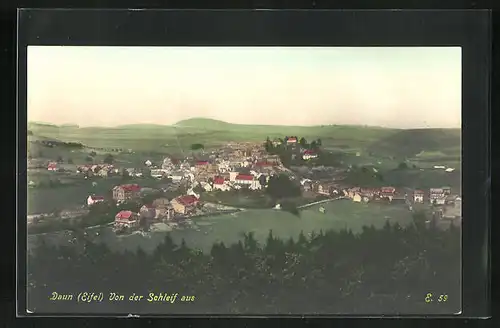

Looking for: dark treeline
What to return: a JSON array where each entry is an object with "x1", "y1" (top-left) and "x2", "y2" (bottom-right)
[
  {"x1": 27, "y1": 222, "x2": 460, "y2": 315},
  {"x1": 32, "y1": 140, "x2": 85, "y2": 149}
]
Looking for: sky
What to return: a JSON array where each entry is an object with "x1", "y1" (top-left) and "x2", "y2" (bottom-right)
[{"x1": 27, "y1": 46, "x2": 461, "y2": 129}]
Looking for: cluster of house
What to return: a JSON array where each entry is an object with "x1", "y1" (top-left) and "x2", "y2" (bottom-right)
[
  {"x1": 302, "y1": 179, "x2": 461, "y2": 208},
  {"x1": 270, "y1": 136, "x2": 319, "y2": 160},
  {"x1": 87, "y1": 183, "x2": 202, "y2": 230},
  {"x1": 76, "y1": 164, "x2": 119, "y2": 177},
  {"x1": 143, "y1": 143, "x2": 285, "y2": 193}
]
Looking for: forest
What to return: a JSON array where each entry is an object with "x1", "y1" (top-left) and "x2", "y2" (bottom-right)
[{"x1": 27, "y1": 219, "x2": 461, "y2": 315}]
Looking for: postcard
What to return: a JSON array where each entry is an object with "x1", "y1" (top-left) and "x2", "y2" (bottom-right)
[{"x1": 26, "y1": 46, "x2": 462, "y2": 315}]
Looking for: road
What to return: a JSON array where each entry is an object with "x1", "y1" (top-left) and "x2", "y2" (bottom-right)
[{"x1": 297, "y1": 196, "x2": 347, "y2": 209}]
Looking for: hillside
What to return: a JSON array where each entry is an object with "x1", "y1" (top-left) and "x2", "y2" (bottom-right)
[
  {"x1": 174, "y1": 118, "x2": 232, "y2": 130},
  {"x1": 367, "y1": 128, "x2": 461, "y2": 158},
  {"x1": 26, "y1": 119, "x2": 460, "y2": 160}
]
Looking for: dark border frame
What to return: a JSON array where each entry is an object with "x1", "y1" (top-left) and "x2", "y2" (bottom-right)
[{"x1": 17, "y1": 9, "x2": 491, "y2": 318}]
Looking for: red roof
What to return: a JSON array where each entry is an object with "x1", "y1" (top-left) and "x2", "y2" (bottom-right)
[
  {"x1": 287, "y1": 137, "x2": 297, "y2": 142},
  {"x1": 89, "y1": 195, "x2": 105, "y2": 200},
  {"x1": 213, "y1": 177, "x2": 225, "y2": 185},
  {"x1": 381, "y1": 187, "x2": 396, "y2": 193},
  {"x1": 196, "y1": 161, "x2": 209, "y2": 165},
  {"x1": 236, "y1": 174, "x2": 253, "y2": 181},
  {"x1": 118, "y1": 184, "x2": 141, "y2": 192},
  {"x1": 115, "y1": 210, "x2": 135, "y2": 220},
  {"x1": 47, "y1": 163, "x2": 57, "y2": 168},
  {"x1": 303, "y1": 150, "x2": 316, "y2": 155},
  {"x1": 175, "y1": 195, "x2": 199, "y2": 206}
]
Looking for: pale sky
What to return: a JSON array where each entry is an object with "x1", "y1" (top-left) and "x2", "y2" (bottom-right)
[{"x1": 27, "y1": 46, "x2": 461, "y2": 128}]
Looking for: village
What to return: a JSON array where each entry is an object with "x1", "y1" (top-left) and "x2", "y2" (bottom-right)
[{"x1": 28, "y1": 135, "x2": 462, "y2": 235}]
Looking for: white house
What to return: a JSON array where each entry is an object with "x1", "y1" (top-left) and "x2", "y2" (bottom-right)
[
  {"x1": 151, "y1": 169, "x2": 169, "y2": 178},
  {"x1": 145, "y1": 160, "x2": 152, "y2": 167},
  {"x1": 169, "y1": 171, "x2": 185, "y2": 182},
  {"x1": 413, "y1": 190, "x2": 424, "y2": 203},
  {"x1": 200, "y1": 181, "x2": 213, "y2": 192},
  {"x1": 229, "y1": 171, "x2": 239, "y2": 182},
  {"x1": 87, "y1": 195, "x2": 105, "y2": 206},
  {"x1": 249, "y1": 180, "x2": 262, "y2": 190},
  {"x1": 302, "y1": 150, "x2": 318, "y2": 160},
  {"x1": 429, "y1": 188, "x2": 446, "y2": 205}
]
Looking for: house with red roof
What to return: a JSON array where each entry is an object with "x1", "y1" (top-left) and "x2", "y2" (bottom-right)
[
  {"x1": 286, "y1": 136, "x2": 298, "y2": 144},
  {"x1": 87, "y1": 195, "x2": 105, "y2": 206},
  {"x1": 235, "y1": 174, "x2": 254, "y2": 185},
  {"x1": 47, "y1": 162, "x2": 58, "y2": 171},
  {"x1": 212, "y1": 176, "x2": 231, "y2": 191},
  {"x1": 379, "y1": 186, "x2": 396, "y2": 201},
  {"x1": 171, "y1": 195, "x2": 200, "y2": 214},
  {"x1": 114, "y1": 210, "x2": 139, "y2": 229},
  {"x1": 413, "y1": 190, "x2": 425, "y2": 203},
  {"x1": 112, "y1": 184, "x2": 141, "y2": 202}
]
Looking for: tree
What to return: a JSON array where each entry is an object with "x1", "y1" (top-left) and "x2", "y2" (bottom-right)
[
  {"x1": 398, "y1": 162, "x2": 408, "y2": 170},
  {"x1": 56, "y1": 156, "x2": 64, "y2": 163},
  {"x1": 299, "y1": 137, "x2": 307, "y2": 147},
  {"x1": 190, "y1": 143, "x2": 204, "y2": 151},
  {"x1": 310, "y1": 140, "x2": 318, "y2": 150},
  {"x1": 258, "y1": 174, "x2": 267, "y2": 187},
  {"x1": 103, "y1": 154, "x2": 114, "y2": 164},
  {"x1": 67, "y1": 158, "x2": 74, "y2": 164},
  {"x1": 193, "y1": 184, "x2": 205, "y2": 194},
  {"x1": 316, "y1": 138, "x2": 322, "y2": 147},
  {"x1": 264, "y1": 137, "x2": 273, "y2": 152},
  {"x1": 266, "y1": 174, "x2": 301, "y2": 200},
  {"x1": 89, "y1": 151, "x2": 97, "y2": 157},
  {"x1": 85, "y1": 156, "x2": 93, "y2": 163},
  {"x1": 121, "y1": 169, "x2": 130, "y2": 180}
]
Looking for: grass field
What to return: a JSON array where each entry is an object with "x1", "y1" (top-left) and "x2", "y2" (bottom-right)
[
  {"x1": 27, "y1": 176, "x2": 168, "y2": 214},
  {"x1": 28, "y1": 199, "x2": 414, "y2": 253}
]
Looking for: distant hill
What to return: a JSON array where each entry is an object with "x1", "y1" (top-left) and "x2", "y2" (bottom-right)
[
  {"x1": 367, "y1": 128, "x2": 461, "y2": 158},
  {"x1": 174, "y1": 118, "x2": 232, "y2": 129},
  {"x1": 115, "y1": 124, "x2": 172, "y2": 129},
  {"x1": 28, "y1": 122, "x2": 58, "y2": 128}
]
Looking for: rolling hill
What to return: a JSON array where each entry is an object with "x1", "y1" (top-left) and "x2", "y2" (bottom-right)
[
  {"x1": 367, "y1": 128, "x2": 461, "y2": 158},
  {"x1": 27, "y1": 118, "x2": 461, "y2": 159}
]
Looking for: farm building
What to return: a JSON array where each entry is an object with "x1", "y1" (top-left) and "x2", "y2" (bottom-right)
[
  {"x1": 87, "y1": 195, "x2": 105, "y2": 206},
  {"x1": 112, "y1": 184, "x2": 141, "y2": 202},
  {"x1": 302, "y1": 150, "x2": 318, "y2": 160},
  {"x1": 429, "y1": 188, "x2": 446, "y2": 205},
  {"x1": 413, "y1": 190, "x2": 425, "y2": 203},
  {"x1": 171, "y1": 195, "x2": 200, "y2": 215},
  {"x1": 151, "y1": 198, "x2": 175, "y2": 220},
  {"x1": 114, "y1": 210, "x2": 139, "y2": 229}
]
